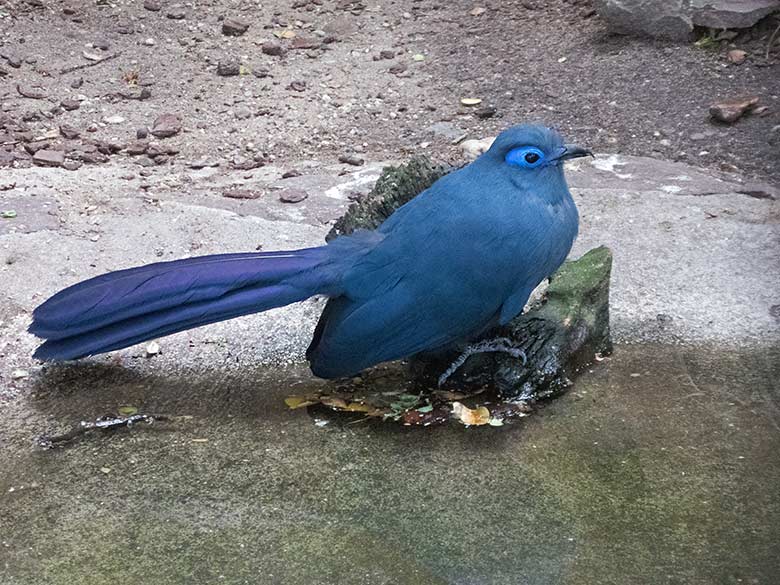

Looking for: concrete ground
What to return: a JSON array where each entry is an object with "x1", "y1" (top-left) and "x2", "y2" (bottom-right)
[{"x1": 1, "y1": 150, "x2": 779, "y2": 584}]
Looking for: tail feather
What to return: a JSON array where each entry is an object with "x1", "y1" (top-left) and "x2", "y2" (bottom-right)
[{"x1": 30, "y1": 247, "x2": 337, "y2": 361}]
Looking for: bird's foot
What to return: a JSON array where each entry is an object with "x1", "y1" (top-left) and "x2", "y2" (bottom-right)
[{"x1": 437, "y1": 337, "x2": 527, "y2": 387}]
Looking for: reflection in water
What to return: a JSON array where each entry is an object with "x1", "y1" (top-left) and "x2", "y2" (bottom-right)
[{"x1": 1, "y1": 345, "x2": 778, "y2": 584}]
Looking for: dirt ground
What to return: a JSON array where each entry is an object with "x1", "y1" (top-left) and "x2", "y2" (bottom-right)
[{"x1": 1, "y1": 0, "x2": 778, "y2": 182}]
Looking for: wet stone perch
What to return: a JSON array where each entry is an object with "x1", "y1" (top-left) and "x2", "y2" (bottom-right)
[{"x1": 329, "y1": 157, "x2": 613, "y2": 401}]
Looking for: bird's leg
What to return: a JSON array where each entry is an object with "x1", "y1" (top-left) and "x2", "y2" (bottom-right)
[{"x1": 437, "y1": 337, "x2": 527, "y2": 387}]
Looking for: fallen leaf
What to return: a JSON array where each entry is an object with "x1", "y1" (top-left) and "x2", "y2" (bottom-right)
[
  {"x1": 412, "y1": 53, "x2": 425, "y2": 62},
  {"x1": 191, "y1": 438, "x2": 209, "y2": 443},
  {"x1": 460, "y1": 97, "x2": 482, "y2": 106},
  {"x1": 470, "y1": 6, "x2": 487, "y2": 16},
  {"x1": 118, "y1": 405, "x2": 138, "y2": 416},
  {"x1": 285, "y1": 395, "x2": 318, "y2": 409},
  {"x1": 273, "y1": 29, "x2": 296, "y2": 39},
  {"x1": 99, "y1": 467, "x2": 111, "y2": 474},
  {"x1": 452, "y1": 401, "x2": 491, "y2": 426},
  {"x1": 83, "y1": 50, "x2": 103, "y2": 61},
  {"x1": 320, "y1": 396, "x2": 350, "y2": 410},
  {"x1": 1, "y1": 210, "x2": 17, "y2": 219}
]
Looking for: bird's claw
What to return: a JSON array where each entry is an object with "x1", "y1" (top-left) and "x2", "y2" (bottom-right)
[{"x1": 437, "y1": 337, "x2": 527, "y2": 387}]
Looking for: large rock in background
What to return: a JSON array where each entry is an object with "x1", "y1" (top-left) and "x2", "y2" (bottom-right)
[
  {"x1": 596, "y1": 0, "x2": 779, "y2": 39},
  {"x1": 596, "y1": 0, "x2": 693, "y2": 40},
  {"x1": 691, "y1": 0, "x2": 780, "y2": 28}
]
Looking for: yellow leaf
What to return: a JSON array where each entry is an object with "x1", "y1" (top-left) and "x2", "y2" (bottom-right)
[
  {"x1": 273, "y1": 30, "x2": 296, "y2": 39},
  {"x1": 460, "y1": 98, "x2": 482, "y2": 106},
  {"x1": 285, "y1": 395, "x2": 317, "y2": 409},
  {"x1": 452, "y1": 402, "x2": 490, "y2": 426}
]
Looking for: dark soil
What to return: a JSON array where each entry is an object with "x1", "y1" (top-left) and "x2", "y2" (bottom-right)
[{"x1": 0, "y1": 0, "x2": 778, "y2": 180}]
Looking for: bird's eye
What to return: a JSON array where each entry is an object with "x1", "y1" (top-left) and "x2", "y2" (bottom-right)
[{"x1": 505, "y1": 146, "x2": 546, "y2": 169}]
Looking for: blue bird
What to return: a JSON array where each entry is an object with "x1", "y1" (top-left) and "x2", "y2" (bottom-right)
[{"x1": 29, "y1": 125, "x2": 589, "y2": 380}]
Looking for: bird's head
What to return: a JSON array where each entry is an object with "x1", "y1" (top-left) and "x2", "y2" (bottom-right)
[{"x1": 479, "y1": 124, "x2": 591, "y2": 194}]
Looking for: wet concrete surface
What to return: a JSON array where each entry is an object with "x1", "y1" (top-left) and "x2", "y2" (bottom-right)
[{"x1": 1, "y1": 344, "x2": 778, "y2": 585}]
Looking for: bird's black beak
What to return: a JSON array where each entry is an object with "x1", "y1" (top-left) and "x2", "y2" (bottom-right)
[
  {"x1": 558, "y1": 144, "x2": 593, "y2": 160},
  {"x1": 557, "y1": 144, "x2": 593, "y2": 161}
]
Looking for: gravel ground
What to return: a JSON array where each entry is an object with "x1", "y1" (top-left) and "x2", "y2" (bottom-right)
[{"x1": 0, "y1": 0, "x2": 778, "y2": 180}]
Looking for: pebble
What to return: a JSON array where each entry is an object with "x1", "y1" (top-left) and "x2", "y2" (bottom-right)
[
  {"x1": 2, "y1": 52, "x2": 21, "y2": 68},
  {"x1": 143, "y1": 38, "x2": 156, "y2": 46},
  {"x1": 461, "y1": 137, "x2": 495, "y2": 159},
  {"x1": 217, "y1": 58, "x2": 240, "y2": 76},
  {"x1": 223, "y1": 189, "x2": 262, "y2": 199},
  {"x1": 70, "y1": 77, "x2": 83, "y2": 89},
  {"x1": 136, "y1": 127, "x2": 149, "y2": 139},
  {"x1": 262, "y1": 41, "x2": 286, "y2": 57},
  {"x1": 33, "y1": 149, "x2": 65, "y2": 167},
  {"x1": 222, "y1": 17, "x2": 250, "y2": 36},
  {"x1": 278, "y1": 188, "x2": 308, "y2": 203},
  {"x1": 727, "y1": 49, "x2": 747, "y2": 65},
  {"x1": 143, "y1": 0, "x2": 162, "y2": 11},
  {"x1": 710, "y1": 96, "x2": 759, "y2": 124},
  {"x1": 150, "y1": 113, "x2": 182, "y2": 138},
  {"x1": 166, "y1": 5, "x2": 187, "y2": 19},
  {"x1": 60, "y1": 98, "x2": 80, "y2": 111},
  {"x1": 234, "y1": 105, "x2": 253, "y2": 120},
  {"x1": 103, "y1": 115, "x2": 125, "y2": 124},
  {"x1": 59, "y1": 124, "x2": 80, "y2": 139},
  {"x1": 288, "y1": 80, "x2": 306, "y2": 92},
  {"x1": 338, "y1": 154, "x2": 364, "y2": 166}
]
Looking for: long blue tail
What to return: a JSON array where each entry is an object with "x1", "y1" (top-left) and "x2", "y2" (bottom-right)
[{"x1": 30, "y1": 247, "x2": 338, "y2": 361}]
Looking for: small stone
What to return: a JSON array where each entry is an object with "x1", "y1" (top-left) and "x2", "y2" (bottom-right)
[
  {"x1": 188, "y1": 159, "x2": 220, "y2": 169},
  {"x1": 262, "y1": 41, "x2": 286, "y2": 57},
  {"x1": 338, "y1": 153, "x2": 364, "y2": 166},
  {"x1": 388, "y1": 63, "x2": 407, "y2": 75},
  {"x1": 379, "y1": 49, "x2": 395, "y2": 59},
  {"x1": 143, "y1": 0, "x2": 162, "y2": 11},
  {"x1": 93, "y1": 39, "x2": 110, "y2": 51},
  {"x1": 17, "y1": 85, "x2": 48, "y2": 100},
  {"x1": 223, "y1": 188, "x2": 262, "y2": 199},
  {"x1": 461, "y1": 137, "x2": 495, "y2": 159},
  {"x1": 690, "y1": 132, "x2": 707, "y2": 141},
  {"x1": 70, "y1": 77, "x2": 83, "y2": 89},
  {"x1": 104, "y1": 115, "x2": 126, "y2": 124},
  {"x1": 60, "y1": 98, "x2": 80, "y2": 111},
  {"x1": 222, "y1": 17, "x2": 250, "y2": 36},
  {"x1": 3, "y1": 52, "x2": 21, "y2": 68},
  {"x1": 727, "y1": 49, "x2": 747, "y2": 65},
  {"x1": 288, "y1": 80, "x2": 306, "y2": 92},
  {"x1": 137, "y1": 127, "x2": 149, "y2": 139},
  {"x1": 126, "y1": 141, "x2": 149, "y2": 155},
  {"x1": 33, "y1": 149, "x2": 65, "y2": 167},
  {"x1": 709, "y1": 96, "x2": 759, "y2": 124},
  {"x1": 23, "y1": 140, "x2": 50, "y2": 155},
  {"x1": 143, "y1": 38, "x2": 156, "y2": 46},
  {"x1": 217, "y1": 58, "x2": 240, "y2": 76},
  {"x1": 252, "y1": 67, "x2": 271, "y2": 78},
  {"x1": 150, "y1": 113, "x2": 182, "y2": 138},
  {"x1": 291, "y1": 36, "x2": 320, "y2": 49},
  {"x1": 281, "y1": 169, "x2": 302, "y2": 178},
  {"x1": 166, "y1": 5, "x2": 186, "y2": 19},
  {"x1": 63, "y1": 160, "x2": 82, "y2": 171},
  {"x1": 234, "y1": 105, "x2": 253, "y2": 120},
  {"x1": 474, "y1": 105, "x2": 497, "y2": 119},
  {"x1": 278, "y1": 188, "x2": 308, "y2": 203},
  {"x1": 59, "y1": 124, "x2": 80, "y2": 139}
]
